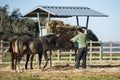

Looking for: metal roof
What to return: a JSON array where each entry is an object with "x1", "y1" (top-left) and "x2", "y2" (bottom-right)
[{"x1": 23, "y1": 6, "x2": 108, "y2": 17}]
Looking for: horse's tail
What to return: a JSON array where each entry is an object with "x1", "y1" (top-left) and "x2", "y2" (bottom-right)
[
  {"x1": 8, "y1": 38, "x2": 17, "y2": 70},
  {"x1": 17, "y1": 38, "x2": 20, "y2": 54},
  {"x1": 8, "y1": 39, "x2": 13, "y2": 53},
  {"x1": 8, "y1": 38, "x2": 18, "y2": 53}
]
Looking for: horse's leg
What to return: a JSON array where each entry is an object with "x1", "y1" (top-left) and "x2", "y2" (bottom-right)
[
  {"x1": 30, "y1": 54, "x2": 34, "y2": 69},
  {"x1": 43, "y1": 51, "x2": 49, "y2": 70},
  {"x1": 38, "y1": 53, "x2": 42, "y2": 69},
  {"x1": 16, "y1": 55, "x2": 22, "y2": 73},
  {"x1": 14, "y1": 54, "x2": 17, "y2": 70},
  {"x1": 50, "y1": 49, "x2": 52, "y2": 68},
  {"x1": 16, "y1": 52, "x2": 23, "y2": 73},
  {"x1": 15, "y1": 58, "x2": 17, "y2": 71},
  {"x1": 25, "y1": 54, "x2": 30, "y2": 70},
  {"x1": 11, "y1": 53, "x2": 14, "y2": 70}
]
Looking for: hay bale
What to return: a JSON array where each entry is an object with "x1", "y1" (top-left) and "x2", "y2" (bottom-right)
[{"x1": 48, "y1": 20, "x2": 78, "y2": 49}]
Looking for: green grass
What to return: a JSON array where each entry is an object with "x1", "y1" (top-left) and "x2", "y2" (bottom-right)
[
  {"x1": 6, "y1": 75, "x2": 34, "y2": 80},
  {"x1": 72, "y1": 75, "x2": 120, "y2": 80},
  {"x1": 1, "y1": 73, "x2": 120, "y2": 80},
  {"x1": 2, "y1": 53, "x2": 11, "y2": 62}
]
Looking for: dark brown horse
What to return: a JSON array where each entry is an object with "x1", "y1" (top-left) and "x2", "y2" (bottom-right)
[{"x1": 9, "y1": 33, "x2": 59, "y2": 73}]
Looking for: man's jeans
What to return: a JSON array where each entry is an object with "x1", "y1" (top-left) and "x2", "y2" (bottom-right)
[{"x1": 75, "y1": 47, "x2": 87, "y2": 68}]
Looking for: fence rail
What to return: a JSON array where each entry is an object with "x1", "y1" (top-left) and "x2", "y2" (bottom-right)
[{"x1": 1, "y1": 40, "x2": 120, "y2": 65}]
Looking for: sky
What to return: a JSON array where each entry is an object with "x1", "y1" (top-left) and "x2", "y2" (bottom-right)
[{"x1": 1, "y1": 0, "x2": 120, "y2": 41}]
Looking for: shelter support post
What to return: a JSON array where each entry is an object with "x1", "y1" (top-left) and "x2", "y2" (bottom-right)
[
  {"x1": 74, "y1": 16, "x2": 80, "y2": 62},
  {"x1": 37, "y1": 12, "x2": 42, "y2": 37},
  {"x1": 47, "y1": 13, "x2": 50, "y2": 34},
  {"x1": 85, "y1": 16, "x2": 89, "y2": 34},
  {"x1": 76, "y1": 16, "x2": 79, "y2": 27},
  {"x1": 86, "y1": 16, "x2": 89, "y2": 68}
]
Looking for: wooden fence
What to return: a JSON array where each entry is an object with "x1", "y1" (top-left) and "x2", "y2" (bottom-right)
[{"x1": 1, "y1": 40, "x2": 120, "y2": 65}]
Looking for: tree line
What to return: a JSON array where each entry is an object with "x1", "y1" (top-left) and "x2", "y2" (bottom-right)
[{"x1": 0, "y1": 5, "x2": 40, "y2": 41}]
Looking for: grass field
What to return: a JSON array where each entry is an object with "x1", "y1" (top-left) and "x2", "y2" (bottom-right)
[
  {"x1": 0, "y1": 63, "x2": 120, "y2": 80},
  {"x1": 1, "y1": 52, "x2": 120, "y2": 80}
]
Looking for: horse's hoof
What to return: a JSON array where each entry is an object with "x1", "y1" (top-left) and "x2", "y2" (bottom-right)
[
  {"x1": 15, "y1": 70, "x2": 21, "y2": 73},
  {"x1": 39, "y1": 67, "x2": 41, "y2": 69},
  {"x1": 11, "y1": 68, "x2": 14, "y2": 70},
  {"x1": 42, "y1": 69, "x2": 45, "y2": 71},
  {"x1": 11, "y1": 67, "x2": 16, "y2": 70},
  {"x1": 30, "y1": 68, "x2": 33, "y2": 69}
]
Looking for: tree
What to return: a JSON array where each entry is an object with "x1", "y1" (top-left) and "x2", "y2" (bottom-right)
[
  {"x1": 0, "y1": 5, "x2": 37, "y2": 40},
  {"x1": 0, "y1": 4, "x2": 13, "y2": 40},
  {"x1": 86, "y1": 29, "x2": 98, "y2": 41}
]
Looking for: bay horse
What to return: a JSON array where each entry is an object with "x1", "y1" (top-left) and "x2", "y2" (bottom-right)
[{"x1": 9, "y1": 33, "x2": 59, "y2": 73}]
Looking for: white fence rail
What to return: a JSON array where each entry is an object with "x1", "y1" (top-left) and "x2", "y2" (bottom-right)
[{"x1": 1, "y1": 40, "x2": 120, "y2": 65}]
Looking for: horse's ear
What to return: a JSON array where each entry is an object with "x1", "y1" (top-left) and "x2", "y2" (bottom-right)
[{"x1": 57, "y1": 34, "x2": 60, "y2": 37}]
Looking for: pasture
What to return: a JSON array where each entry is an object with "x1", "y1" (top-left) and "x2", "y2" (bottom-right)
[
  {"x1": 1, "y1": 40, "x2": 120, "y2": 80},
  {"x1": 1, "y1": 52, "x2": 120, "y2": 80},
  {"x1": 0, "y1": 63, "x2": 120, "y2": 80}
]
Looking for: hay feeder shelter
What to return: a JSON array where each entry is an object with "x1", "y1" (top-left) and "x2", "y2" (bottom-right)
[{"x1": 23, "y1": 5, "x2": 108, "y2": 68}]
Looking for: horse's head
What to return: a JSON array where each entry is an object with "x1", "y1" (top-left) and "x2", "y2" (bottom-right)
[{"x1": 46, "y1": 33, "x2": 60, "y2": 48}]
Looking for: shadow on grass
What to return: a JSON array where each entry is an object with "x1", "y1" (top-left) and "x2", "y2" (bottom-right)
[{"x1": 88, "y1": 65, "x2": 120, "y2": 68}]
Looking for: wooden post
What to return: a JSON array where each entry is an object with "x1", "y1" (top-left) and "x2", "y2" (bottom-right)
[
  {"x1": 85, "y1": 16, "x2": 89, "y2": 67},
  {"x1": 100, "y1": 46, "x2": 102, "y2": 61},
  {"x1": 47, "y1": 13, "x2": 50, "y2": 34},
  {"x1": 86, "y1": 16, "x2": 89, "y2": 29},
  {"x1": 99, "y1": 41, "x2": 102, "y2": 61},
  {"x1": 90, "y1": 40, "x2": 92, "y2": 63},
  {"x1": 37, "y1": 12, "x2": 42, "y2": 37},
  {"x1": 76, "y1": 16, "x2": 79, "y2": 26},
  {"x1": 69, "y1": 50, "x2": 72, "y2": 61},
  {"x1": 0, "y1": 40, "x2": 3, "y2": 53},
  {"x1": 0, "y1": 40, "x2": 2, "y2": 62},
  {"x1": 0, "y1": 54, "x2": 2, "y2": 62},
  {"x1": 84, "y1": 16, "x2": 89, "y2": 35},
  {"x1": 57, "y1": 50, "x2": 61, "y2": 61},
  {"x1": 110, "y1": 40, "x2": 112, "y2": 61}
]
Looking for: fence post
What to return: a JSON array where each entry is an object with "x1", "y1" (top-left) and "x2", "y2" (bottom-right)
[
  {"x1": 0, "y1": 54, "x2": 2, "y2": 62},
  {"x1": 110, "y1": 40, "x2": 112, "y2": 61},
  {"x1": 89, "y1": 40, "x2": 92, "y2": 63},
  {"x1": 0, "y1": 40, "x2": 3, "y2": 53},
  {"x1": 100, "y1": 41, "x2": 102, "y2": 61},
  {"x1": 100, "y1": 47, "x2": 102, "y2": 61},
  {"x1": 0, "y1": 40, "x2": 3, "y2": 63},
  {"x1": 57, "y1": 50, "x2": 61, "y2": 61},
  {"x1": 69, "y1": 50, "x2": 72, "y2": 61}
]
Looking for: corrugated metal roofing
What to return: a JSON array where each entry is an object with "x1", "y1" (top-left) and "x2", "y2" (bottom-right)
[{"x1": 23, "y1": 6, "x2": 108, "y2": 17}]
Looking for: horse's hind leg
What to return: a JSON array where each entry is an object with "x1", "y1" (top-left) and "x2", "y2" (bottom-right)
[
  {"x1": 43, "y1": 52, "x2": 49, "y2": 70},
  {"x1": 25, "y1": 54, "x2": 30, "y2": 70},
  {"x1": 38, "y1": 53, "x2": 42, "y2": 69},
  {"x1": 16, "y1": 55, "x2": 22, "y2": 73},
  {"x1": 30, "y1": 54, "x2": 34, "y2": 69},
  {"x1": 11, "y1": 53, "x2": 15, "y2": 70}
]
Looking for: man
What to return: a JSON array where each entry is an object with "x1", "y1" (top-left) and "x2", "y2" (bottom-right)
[{"x1": 70, "y1": 28, "x2": 87, "y2": 69}]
